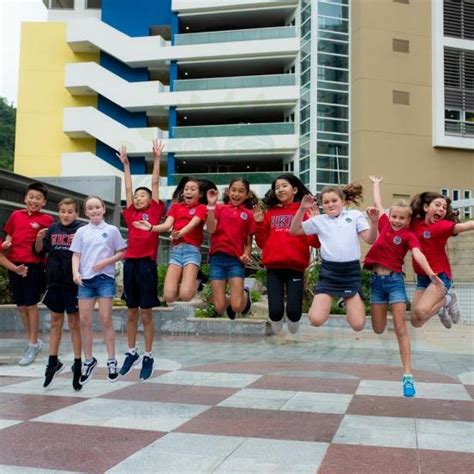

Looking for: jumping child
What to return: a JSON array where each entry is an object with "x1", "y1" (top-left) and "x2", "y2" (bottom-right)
[
  {"x1": 134, "y1": 178, "x2": 207, "y2": 303},
  {"x1": 364, "y1": 177, "x2": 444, "y2": 397},
  {"x1": 35, "y1": 198, "x2": 84, "y2": 390},
  {"x1": 206, "y1": 178, "x2": 256, "y2": 319},
  {"x1": 410, "y1": 192, "x2": 474, "y2": 328},
  {"x1": 70, "y1": 196, "x2": 126, "y2": 384},
  {"x1": 116, "y1": 141, "x2": 165, "y2": 381},
  {"x1": 254, "y1": 174, "x2": 320, "y2": 334},
  {"x1": 290, "y1": 183, "x2": 378, "y2": 331}
]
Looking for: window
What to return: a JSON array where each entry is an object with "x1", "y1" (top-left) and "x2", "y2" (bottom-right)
[
  {"x1": 393, "y1": 90, "x2": 410, "y2": 105},
  {"x1": 393, "y1": 38, "x2": 410, "y2": 53},
  {"x1": 444, "y1": 0, "x2": 474, "y2": 40},
  {"x1": 441, "y1": 188, "x2": 450, "y2": 197},
  {"x1": 463, "y1": 190, "x2": 472, "y2": 219},
  {"x1": 86, "y1": 0, "x2": 101, "y2": 8},
  {"x1": 47, "y1": 0, "x2": 74, "y2": 8},
  {"x1": 452, "y1": 189, "x2": 460, "y2": 202}
]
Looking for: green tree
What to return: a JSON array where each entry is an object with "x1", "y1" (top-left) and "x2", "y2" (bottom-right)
[{"x1": 0, "y1": 97, "x2": 16, "y2": 171}]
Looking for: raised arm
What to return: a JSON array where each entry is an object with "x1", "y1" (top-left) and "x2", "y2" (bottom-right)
[
  {"x1": 151, "y1": 139, "x2": 164, "y2": 202},
  {"x1": 205, "y1": 189, "x2": 219, "y2": 234},
  {"x1": 369, "y1": 176, "x2": 385, "y2": 215},
  {"x1": 116, "y1": 145, "x2": 133, "y2": 207},
  {"x1": 133, "y1": 215, "x2": 174, "y2": 233},
  {"x1": 290, "y1": 194, "x2": 314, "y2": 236},
  {"x1": 453, "y1": 220, "x2": 474, "y2": 235}
]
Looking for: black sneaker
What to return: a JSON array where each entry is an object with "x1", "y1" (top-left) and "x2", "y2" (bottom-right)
[
  {"x1": 79, "y1": 357, "x2": 97, "y2": 385},
  {"x1": 107, "y1": 359, "x2": 119, "y2": 382},
  {"x1": 43, "y1": 360, "x2": 64, "y2": 388},
  {"x1": 139, "y1": 355, "x2": 155, "y2": 381},
  {"x1": 226, "y1": 305, "x2": 236, "y2": 320},
  {"x1": 119, "y1": 351, "x2": 140, "y2": 376},
  {"x1": 197, "y1": 269, "x2": 208, "y2": 292},
  {"x1": 71, "y1": 360, "x2": 82, "y2": 391},
  {"x1": 242, "y1": 286, "x2": 252, "y2": 315}
]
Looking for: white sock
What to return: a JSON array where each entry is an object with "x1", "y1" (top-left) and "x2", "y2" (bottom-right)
[
  {"x1": 445, "y1": 294, "x2": 452, "y2": 306},
  {"x1": 128, "y1": 347, "x2": 137, "y2": 355},
  {"x1": 403, "y1": 373, "x2": 413, "y2": 379},
  {"x1": 144, "y1": 351, "x2": 153, "y2": 358}
]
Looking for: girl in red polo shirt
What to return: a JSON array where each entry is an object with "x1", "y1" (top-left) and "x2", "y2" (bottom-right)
[
  {"x1": 410, "y1": 192, "x2": 474, "y2": 329},
  {"x1": 364, "y1": 177, "x2": 444, "y2": 397},
  {"x1": 134, "y1": 178, "x2": 207, "y2": 304},
  {"x1": 206, "y1": 178, "x2": 257, "y2": 319},
  {"x1": 253, "y1": 174, "x2": 320, "y2": 335}
]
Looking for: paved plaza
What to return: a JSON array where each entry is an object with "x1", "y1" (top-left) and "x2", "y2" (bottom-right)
[{"x1": 0, "y1": 318, "x2": 472, "y2": 473}]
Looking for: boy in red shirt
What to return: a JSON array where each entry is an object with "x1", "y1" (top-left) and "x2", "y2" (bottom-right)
[
  {"x1": 2, "y1": 182, "x2": 54, "y2": 365},
  {"x1": 116, "y1": 140, "x2": 166, "y2": 381}
]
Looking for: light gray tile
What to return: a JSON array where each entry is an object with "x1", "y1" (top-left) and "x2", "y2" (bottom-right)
[
  {"x1": 0, "y1": 466, "x2": 77, "y2": 474},
  {"x1": 334, "y1": 415, "x2": 417, "y2": 449},
  {"x1": 151, "y1": 370, "x2": 261, "y2": 388},
  {"x1": 0, "y1": 419, "x2": 22, "y2": 430},
  {"x1": 356, "y1": 380, "x2": 471, "y2": 400},
  {"x1": 416, "y1": 419, "x2": 474, "y2": 453},
  {"x1": 218, "y1": 389, "x2": 295, "y2": 410},
  {"x1": 281, "y1": 392, "x2": 353, "y2": 414}
]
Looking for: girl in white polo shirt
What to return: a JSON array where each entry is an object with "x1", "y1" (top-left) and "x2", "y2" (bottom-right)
[{"x1": 290, "y1": 184, "x2": 378, "y2": 331}]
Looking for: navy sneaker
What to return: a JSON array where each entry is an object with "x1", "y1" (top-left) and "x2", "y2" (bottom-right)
[
  {"x1": 139, "y1": 355, "x2": 155, "y2": 381},
  {"x1": 43, "y1": 360, "x2": 64, "y2": 388},
  {"x1": 79, "y1": 357, "x2": 97, "y2": 385},
  {"x1": 107, "y1": 359, "x2": 119, "y2": 382},
  {"x1": 226, "y1": 305, "x2": 236, "y2": 320},
  {"x1": 402, "y1": 376, "x2": 416, "y2": 397},
  {"x1": 241, "y1": 286, "x2": 252, "y2": 315},
  {"x1": 119, "y1": 351, "x2": 140, "y2": 376}
]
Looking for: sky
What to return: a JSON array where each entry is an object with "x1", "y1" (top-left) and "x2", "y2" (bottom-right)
[{"x1": 0, "y1": 0, "x2": 47, "y2": 105}]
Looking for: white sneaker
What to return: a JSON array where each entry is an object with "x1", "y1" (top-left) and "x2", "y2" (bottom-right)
[
  {"x1": 447, "y1": 291, "x2": 461, "y2": 324},
  {"x1": 271, "y1": 320, "x2": 283, "y2": 335},
  {"x1": 287, "y1": 320, "x2": 300, "y2": 334},
  {"x1": 18, "y1": 339, "x2": 44, "y2": 366}
]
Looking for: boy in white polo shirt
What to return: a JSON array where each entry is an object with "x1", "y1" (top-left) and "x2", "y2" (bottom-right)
[{"x1": 290, "y1": 184, "x2": 378, "y2": 331}]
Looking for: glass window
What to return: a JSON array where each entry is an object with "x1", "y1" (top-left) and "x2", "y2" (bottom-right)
[
  {"x1": 318, "y1": 16, "x2": 349, "y2": 34},
  {"x1": 318, "y1": 90, "x2": 348, "y2": 105},
  {"x1": 318, "y1": 2, "x2": 349, "y2": 20},
  {"x1": 318, "y1": 53, "x2": 349, "y2": 69},
  {"x1": 317, "y1": 155, "x2": 349, "y2": 170},
  {"x1": 300, "y1": 141, "x2": 310, "y2": 157},
  {"x1": 302, "y1": 18, "x2": 311, "y2": 37},
  {"x1": 466, "y1": 111, "x2": 474, "y2": 122},
  {"x1": 301, "y1": 55, "x2": 311, "y2": 73},
  {"x1": 300, "y1": 171, "x2": 310, "y2": 186},
  {"x1": 317, "y1": 118, "x2": 349, "y2": 133},
  {"x1": 300, "y1": 157, "x2": 310, "y2": 171},
  {"x1": 318, "y1": 40, "x2": 349, "y2": 55},
  {"x1": 445, "y1": 109, "x2": 461, "y2": 120},
  {"x1": 321, "y1": 0, "x2": 349, "y2": 5},
  {"x1": 318, "y1": 80, "x2": 349, "y2": 92},
  {"x1": 317, "y1": 170, "x2": 349, "y2": 185},
  {"x1": 301, "y1": 4, "x2": 311, "y2": 23},
  {"x1": 300, "y1": 105, "x2": 311, "y2": 122},
  {"x1": 51, "y1": 0, "x2": 74, "y2": 8},
  {"x1": 300, "y1": 120, "x2": 311, "y2": 136},
  {"x1": 318, "y1": 103, "x2": 349, "y2": 119},
  {"x1": 301, "y1": 89, "x2": 311, "y2": 108},
  {"x1": 317, "y1": 142, "x2": 348, "y2": 156},
  {"x1": 317, "y1": 132, "x2": 348, "y2": 142},
  {"x1": 318, "y1": 30, "x2": 349, "y2": 42},
  {"x1": 86, "y1": 0, "x2": 101, "y2": 8},
  {"x1": 301, "y1": 69, "x2": 311, "y2": 86},
  {"x1": 317, "y1": 67, "x2": 348, "y2": 83}
]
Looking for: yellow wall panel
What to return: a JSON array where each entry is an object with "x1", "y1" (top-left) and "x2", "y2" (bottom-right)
[{"x1": 14, "y1": 22, "x2": 98, "y2": 177}]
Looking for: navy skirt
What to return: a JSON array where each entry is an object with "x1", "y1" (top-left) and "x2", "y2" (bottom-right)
[{"x1": 315, "y1": 260, "x2": 364, "y2": 298}]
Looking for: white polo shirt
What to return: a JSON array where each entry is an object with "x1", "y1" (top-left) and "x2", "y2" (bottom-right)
[
  {"x1": 301, "y1": 208, "x2": 370, "y2": 262},
  {"x1": 70, "y1": 221, "x2": 126, "y2": 279}
]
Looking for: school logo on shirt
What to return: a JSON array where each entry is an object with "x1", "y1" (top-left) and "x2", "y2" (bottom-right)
[
  {"x1": 345, "y1": 217, "x2": 352, "y2": 223},
  {"x1": 271, "y1": 215, "x2": 292, "y2": 229},
  {"x1": 240, "y1": 212, "x2": 248, "y2": 220},
  {"x1": 393, "y1": 236, "x2": 402, "y2": 245},
  {"x1": 102, "y1": 233, "x2": 108, "y2": 238},
  {"x1": 142, "y1": 213, "x2": 149, "y2": 221},
  {"x1": 30, "y1": 222, "x2": 40, "y2": 229},
  {"x1": 189, "y1": 208, "x2": 196, "y2": 216},
  {"x1": 423, "y1": 230, "x2": 431, "y2": 239}
]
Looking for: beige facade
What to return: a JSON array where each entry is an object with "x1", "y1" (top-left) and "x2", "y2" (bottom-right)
[{"x1": 351, "y1": 0, "x2": 473, "y2": 206}]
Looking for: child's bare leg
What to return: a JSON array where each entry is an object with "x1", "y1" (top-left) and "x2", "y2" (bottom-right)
[
  {"x1": 308, "y1": 294, "x2": 332, "y2": 326},
  {"x1": 26, "y1": 304, "x2": 40, "y2": 344},
  {"x1": 228, "y1": 277, "x2": 246, "y2": 313},
  {"x1": 17, "y1": 306, "x2": 30, "y2": 341},
  {"x1": 345, "y1": 294, "x2": 366, "y2": 331},
  {"x1": 126, "y1": 308, "x2": 139, "y2": 349},
  {"x1": 141, "y1": 309, "x2": 154, "y2": 353},
  {"x1": 79, "y1": 298, "x2": 95, "y2": 360},
  {"x1": 49, "y1": 312, "x2": 64, "y2": 355},
  {"x1": 371, "y1": 305, "x2": 388, "y2": 334},
  {"x1": 67, "y1": 313, "x2": 82, "y2": 359},
  {"x1": 211, "y1": 280, "x2": 227, "y2": 314},
  {"x1": 98, "y1": 297, "x2": 115, "y2": 359},
  {"x1": 179, "y1": 264, "x2": 199, "y2": 301},
  {"x1": 411, "y1": 286, "x2": 445, "y2": 327},
  {"x1": 163, "y1": 264, "x2": 182, "y2": 303},
  {"x1": 391, "y1": 303, "x2": 412, "y2": 374}
]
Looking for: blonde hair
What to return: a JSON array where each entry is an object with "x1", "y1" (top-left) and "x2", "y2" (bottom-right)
[{"x1": 390, "y1": 199, "x2": 412, "y2": 216}]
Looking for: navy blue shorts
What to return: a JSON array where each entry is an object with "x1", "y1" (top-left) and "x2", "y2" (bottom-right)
[
  {"x1": 416, "y1": 272, "x2": 451, "y2": 293},
  {"x1": 209, "y1": 252, "x2": 245, "y2": 281},
  {"x1": 123, "y1": 258, "x2": 159, "y2": 309},
  {"x1": 42, "y1": 285, "x2": 79, "y2": 314},
  {"x1": 315, "y1": 260, "x2": 364, "y2": 299},
  {"x1": 370, "y1": 272, "x2": 407, "y2": 305},
  {"x1": 8, "y1": 263, "x2": 46, "y2": 307}
]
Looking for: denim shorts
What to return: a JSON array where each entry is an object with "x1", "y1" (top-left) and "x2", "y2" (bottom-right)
[
  {"x1": 169, "y1": 243, "x2": 201, "y2": 268},
  {"x1": 416, "y1": 272, "x2": 451, "y2": 293},
  {"x1": 370, "y1": 272, "x2": 407, "y2": 305},
  {"x1": 78, "y1": 274, "x2": 116, "y2": 299},
  {"x1": 209, "y1": 252, "x2": 245, "y2": 281}
]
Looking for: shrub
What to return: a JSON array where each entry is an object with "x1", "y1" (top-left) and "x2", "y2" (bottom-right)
[{"x1": 0, "y1": 267, "x2": 13, "y2": 304}]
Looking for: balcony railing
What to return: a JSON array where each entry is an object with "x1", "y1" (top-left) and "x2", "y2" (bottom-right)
[
  {"x1": 174, "y1": 26, "x2": 296, "y2": 45},
  {"x1": 171, "y1": 172, "x2": 283, "y2": 186},
  {"x1": 173, "y1": 122, "x2": 295, "y2": 138},
  {"x1": 174, "y1": 74, "x2": 295, "y2": 92}
]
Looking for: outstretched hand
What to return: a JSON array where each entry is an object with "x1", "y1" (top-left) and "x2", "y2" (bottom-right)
[
  {"x1": 15, "y1": 264, "x2": 28, "y2": 278},
  {"x1": 206, "y1": 188, "x2": 219, "y2": 207},
  {"x1": 252, "y1": 204, "x2": 264, "y2": 223},
  {"x1": 116, "y1": 145, "x2": 129, "y2": 167},
  {"x1": 152, "y1": 139, "x2": 165, "y2": 159},
  {"x1": 1, "y1": 240, "x2": 11, "y2": 250},
  {"x1": 430, "y1": 275, "x2": 446, "y2": 294},
  {"x1": 133, "y1": 220, "x2": 153, "y2": 232},
  {"x1": 300, "y1": 194, "x2": 315, "y2": 211},
  {"x1": 366, "y1": 206, "x2": 380, "y2": 223},
  {"x1": 369, "y1": 176, "x2": 383, "y2": 184}
]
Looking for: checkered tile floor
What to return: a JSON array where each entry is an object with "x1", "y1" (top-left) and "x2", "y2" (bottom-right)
[{"x1": 0, "y1": 358, "x2": 472, "y2": 473}]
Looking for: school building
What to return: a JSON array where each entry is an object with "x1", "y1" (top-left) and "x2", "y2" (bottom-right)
[{"x1": 14, "y1": 0, "x2": 473, "y2": 213}]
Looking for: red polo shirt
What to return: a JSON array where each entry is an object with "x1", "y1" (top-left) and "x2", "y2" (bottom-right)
[
  {"x1": 3, "y1": 209, "x2": 54, "y2": 263},
  {"x1": 364, "y1": 214, "x2": 420, "y2": 273},
  {"x1": 410, "y1": 218, "x2": 455, "y2": 278},
  {"x1": 210, "y1": 204, "x2": 256, "y2": 258},
  {"x1": 167, "y1": 202, "x2": 207, "y2": 247},
  {"x1": 123, "y1": 200, "x2": 166, "y2": 260}
]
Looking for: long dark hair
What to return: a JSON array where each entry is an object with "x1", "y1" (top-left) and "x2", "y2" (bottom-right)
[
  {"x1": 171, "y1": 177, "x2": 203, "y2": 204},
  {"x1": 410, "y1": 192, "x2": 457, "y2": 222},
  {"x1": 222, "y1": 177, "x2": 258, "y2": 209},
  {"x1": 320, "y1": 183, "x2": 364, "y2": 207},
  {"x1": 198, "y1": 179, "x2": 218, "y2": 205},
  {"x1": 263, "y1": 173, "x2": 312, "y2": 208}
]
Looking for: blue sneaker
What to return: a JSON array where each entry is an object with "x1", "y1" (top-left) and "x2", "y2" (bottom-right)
[
  {"x1": 119, "y1": 351, "x2": 140, "y2": 376},
  {"x1": 402, "y1": 376, "x2": 416, "y2": 397},
  {"x1": 139, "y1": 355, "x2": 154, "y2": 381}
]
